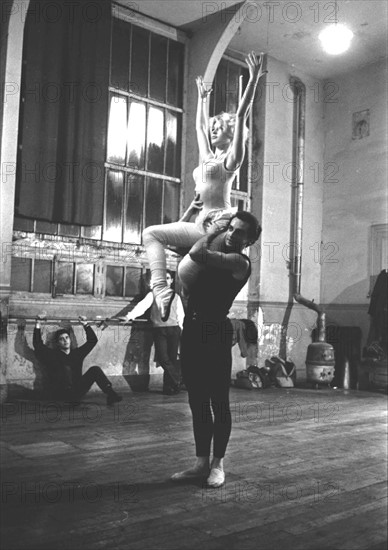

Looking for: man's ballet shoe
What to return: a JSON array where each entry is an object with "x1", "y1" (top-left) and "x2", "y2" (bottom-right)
[
  {"x1": 206, "y1": 467, "x2": 225, "y2": 488},
  {"x1": 171, "y1": 467, "x2": 210, "y2": 481},
  {"x1": 154, "y1": 287, "x2": 175, "y2": 322}
]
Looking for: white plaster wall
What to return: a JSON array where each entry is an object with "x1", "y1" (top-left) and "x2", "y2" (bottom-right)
[
  {"x1": 247, "y1": 58, "x2": 328, "y2": 378},
  {"x1": 259, "y1": 57, "x2": 325, "y2": 304},
  {"x1": 321, "y1": 59, "x2": 387, "y2": 306}
]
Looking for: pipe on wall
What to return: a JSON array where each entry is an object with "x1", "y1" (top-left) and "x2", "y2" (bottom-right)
[
  {"x1": 290, "y1": 76, "x2": 306, "y2": 297},
  {"x1": 290, "y1": 76, "x2": 327, "y2": 338}
]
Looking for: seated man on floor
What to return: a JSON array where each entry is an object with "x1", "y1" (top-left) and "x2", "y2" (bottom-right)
[{"x1": 33, "y1": 315, "x2": 122, "y2": 406}]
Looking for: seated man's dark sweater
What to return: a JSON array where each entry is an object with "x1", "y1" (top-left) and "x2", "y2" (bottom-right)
[{"x1": 33, "y1": 321, "x2": 121, "y2": 405}]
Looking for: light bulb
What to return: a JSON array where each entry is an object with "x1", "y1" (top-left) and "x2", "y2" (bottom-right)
[{"x1": 318, "y1": 24, "x2": 354, "y2": 55}]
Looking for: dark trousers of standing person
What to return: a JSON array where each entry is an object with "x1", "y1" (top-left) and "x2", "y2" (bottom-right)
[
  {"x1": 153, "y1": 326, "x2": 181, "y2": 391},
  {"x1": 180, "y1": 317, "x2": 233, "y2": 458}
]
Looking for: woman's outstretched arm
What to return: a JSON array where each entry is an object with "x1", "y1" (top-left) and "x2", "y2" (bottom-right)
[
  {"x1": 225, "y1": 52, "x2": 267, "y2": 171},
  {"x1": 195, "y1": 76, "x2": 213, "y2": 161}
]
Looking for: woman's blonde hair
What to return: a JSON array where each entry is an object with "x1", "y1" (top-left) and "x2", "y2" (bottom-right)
[{"x1": 209, "y1": 112, "x2": 249, "y2": 144}]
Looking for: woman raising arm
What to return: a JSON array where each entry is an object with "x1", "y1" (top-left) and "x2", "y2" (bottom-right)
[{"x1": 142, "y1": 52, "x2": 266, "y2": 320}]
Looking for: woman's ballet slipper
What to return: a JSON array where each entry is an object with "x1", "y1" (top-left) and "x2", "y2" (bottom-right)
[
  {"x1": 171, "y1": 467, "x2": 210, "y2": 481},
  {"x1": 154, "y1": 286, "x2": 175, "y2": 322},
  {"x1": 206, "y1": 467, "x2": 225, "y2": 488}
]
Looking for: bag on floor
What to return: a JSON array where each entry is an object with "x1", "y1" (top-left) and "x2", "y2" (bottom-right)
[
  {"x1": 235, "y1": 369, "x2": 263, "y2": 390},
  {"x1": 257, "y1": 367, "x2": 272, "y2": 389},
  {"x1": 265, "y1": 357, "x2": 296, "y2": 388},
  {"x1": 247, "y1": 365, "x2": 265, "y2": 389}
]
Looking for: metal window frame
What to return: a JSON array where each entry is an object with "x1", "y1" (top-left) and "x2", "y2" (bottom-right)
[{"x1": 105, "y1": 12, "x2": 185, "y2": 246}]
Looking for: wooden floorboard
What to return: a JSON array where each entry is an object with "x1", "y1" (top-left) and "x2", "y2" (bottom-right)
[{"x1": 1, "y1": 387, "x2": 387, "y2": 550}]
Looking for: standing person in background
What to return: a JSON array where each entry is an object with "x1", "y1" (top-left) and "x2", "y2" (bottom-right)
[{"x1": 120, "y1": 271, "x2": 185, "y2": 395}]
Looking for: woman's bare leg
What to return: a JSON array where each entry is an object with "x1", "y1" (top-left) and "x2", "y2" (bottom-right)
[{"x1": 142, "y1": 221, "x2": 203, "y2": 318}]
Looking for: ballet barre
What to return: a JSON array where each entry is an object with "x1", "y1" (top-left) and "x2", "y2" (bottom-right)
[{"x1": 8, "y1": 316, "x2": 148, "y2": 331}]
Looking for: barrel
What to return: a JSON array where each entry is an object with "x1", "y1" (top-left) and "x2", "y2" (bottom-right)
[{"x1": 306, "y1": 341, "x2": 335, "y2": 386}]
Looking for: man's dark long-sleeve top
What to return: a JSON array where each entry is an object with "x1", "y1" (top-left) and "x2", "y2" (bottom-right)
[{"x1": 33, "y1": 326, "x2": 98, "y2": 389}]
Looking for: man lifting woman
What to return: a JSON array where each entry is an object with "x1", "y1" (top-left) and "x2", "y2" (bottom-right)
[{"x1": 141, "y1": 51, "x2": 266, "y2": 320}]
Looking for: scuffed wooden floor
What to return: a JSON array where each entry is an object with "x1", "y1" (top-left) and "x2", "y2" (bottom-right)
[{"x1": 1, "y1": 386, "x2": 387, "y2": 550}]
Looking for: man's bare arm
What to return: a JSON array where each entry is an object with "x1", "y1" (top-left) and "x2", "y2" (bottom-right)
[{"x1": 189, "y1": 235, "x2": 249, "y2": 280}]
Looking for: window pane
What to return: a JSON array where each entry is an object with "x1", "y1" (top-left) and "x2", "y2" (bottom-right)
[
  {"x1": 81, "y1": 225, "x2": 102, "y2": 240},
  {"x1": 124, "y1": 173, "x2": 143, "y2": 244},
  {"x1": 125, "y1": 267, "x2": 142, "y2": 297},
  {"x1": 150, "y1": 34, "x2": 167, "y2": 102},
  {"x1": 130, "y1": 26, "x2": 149, "y2": 96},
  {"x1": 56, "y1": 263, "x2": 74, "y2": 295},
  {"x1": 239, "y1": 156, "x2": 248, "y2": 192},
  {"x1": 106, "y1": 265, "x2": 124, "y2": 296},
  {"x1": 34, "y1": 259, "x2": 51, "y2": 293},
  {"x1": 230, "y1": 195, "x2": 247, "y2": 211},
  {"x1": 35, "y1": 220, "x2": 57, "y2": 235},
  {"x1": 226, "y1": 62, "x2": 240, "y2": 114},
  {"x1": 163, "y1": 181, "x2": 179, "y2": 224},
  {"x1": 237, "y1": 198, "x2": 246, "y2": 211},
  {"x1": 13, "y1": 216, "x2": 34, "y2": 232},
  {"x1": 165, "y1": 111, "x2": 181, "y2": 177},
  {"x1": 104, "y1": 170, "x2": 124, "y2": 243},
  {"x1": 146, "y1": 106, "x2": 164, "y2": 173},
  {"x1": 107, "y1": 95, "x2": 127, "y2": 165},
  {"x1": 144, "y1": 177, "x2": 162, "y2": 228},
  {"x1": 167, "y1": 40, "x2": 184, "y2": 107},
  {"x1": 127, "y1": 101, "x2": 146, "y2": 170},
  {"x1": 213, "y1": 59, "x2": 228, "y2": 116},
  {"x1": 111, "y1": 17, "x2": 131, "y2": 91},
  {"x1": 11, "y1": 257, "x2": 31, "y2": 291},
  {"x1": 58, "y1": 223, "x2": 80, "y2": 237},
  {"x1": 241, "y1": 67, "x2": 249, "y2": 94},
  {"x1": 76, "y1": 264, "x2": 94, "y2": 295}
]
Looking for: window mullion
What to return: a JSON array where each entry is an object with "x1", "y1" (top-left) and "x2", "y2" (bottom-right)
[
  {"x1": 30, "y1": 257, "x2": 35, "y2": 292},
  {"x1": 73, "y1": 263, "x2": 77, "y2": 295},
  {"x1": 121, "y1": 170, "x2": 127, "y2": 245},
  {"x1": 129, "y1": 23, "x2": 133, "y2": 90},
  {"x1": 147, "y1": 31, "x2": 151, "y2": 98},
  {"x1": 163, "y1": 108, "x2": 167, "y2": 178},
  {"x1": 142, "y1": 176, "x2": 147, "y2": 240},
  {"x1": 108, "y1": 87, "x2": 183, "y2": 113}
]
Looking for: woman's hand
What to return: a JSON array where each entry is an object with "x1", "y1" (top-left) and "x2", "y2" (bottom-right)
[
  {"x1": 189, "y1": 193, "x2": 204, "y2": 213},
  {"x1": 196, "y1": 76, "x2": 212, "y2": 101},
  {"x1": 179, "y1": 194, "x2": 203, "y2": 222},
  {"x1": 245, "y1": 52, "x2": 267, "y2": 84}
]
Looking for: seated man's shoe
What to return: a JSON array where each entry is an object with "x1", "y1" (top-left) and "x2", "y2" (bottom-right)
[
  {"x1": 154, "y1": 287, "x2": 175, "y2": 322},
  {"x1": 206, "y1": 467, "x2": 225, "y2": 488},
  {"x1": 106, "y1": 389, "x2": 122, "y2": 406}
]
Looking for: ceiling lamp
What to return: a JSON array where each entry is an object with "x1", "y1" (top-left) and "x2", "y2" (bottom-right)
[{"x1": 319, "y1": 23, "x2": 354, "y2": 55}]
